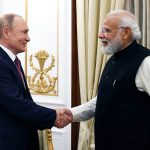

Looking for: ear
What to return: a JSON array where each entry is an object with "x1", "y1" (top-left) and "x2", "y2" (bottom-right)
[
  {"x1": 122, "y1": 27, "x2": 132, "y2": 40},
  {"x1": 2, "y1": 27, "x2": 9, "y2": 39}
]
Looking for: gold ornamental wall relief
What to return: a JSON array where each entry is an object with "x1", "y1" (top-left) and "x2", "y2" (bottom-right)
[{"x1": 27, "y1": 50, "x2": 58, "y2": 96}]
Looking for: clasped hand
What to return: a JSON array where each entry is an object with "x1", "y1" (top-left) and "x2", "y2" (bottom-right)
[{"x1": 54, "y1": 108, "x2": 73, "y2": 128}]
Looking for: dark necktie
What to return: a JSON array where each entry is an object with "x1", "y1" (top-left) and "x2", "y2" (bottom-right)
[{"x1": 14, "y1": 57, "x2": 24, "y2": 82}]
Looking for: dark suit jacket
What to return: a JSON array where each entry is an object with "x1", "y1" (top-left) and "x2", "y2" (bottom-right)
[{"x1": 0, "y1": 47, "x2": 56, "y2": 150}]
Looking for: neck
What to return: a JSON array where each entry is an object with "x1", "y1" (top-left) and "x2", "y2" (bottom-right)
[{"x1": 0, "y1": 41, "x2": 17, "y2": 55}]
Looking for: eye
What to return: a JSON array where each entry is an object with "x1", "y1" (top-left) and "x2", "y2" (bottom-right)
[
  {"x1": 101, "y1": 28, "x2": 111, "y2": 34},
  {"x1": 105, "y1": 28, "x2": 111, "y2": 33},
  {"x1": 22, "y1": 29, "x2": 29, "y2": 34}
]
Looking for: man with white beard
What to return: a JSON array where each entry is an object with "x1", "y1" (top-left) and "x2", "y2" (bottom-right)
[{"x1": 69, "y1": 10, "x2": 150, "y2": 150}]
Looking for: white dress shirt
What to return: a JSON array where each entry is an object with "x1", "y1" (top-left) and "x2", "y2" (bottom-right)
[
  {"x1": 0, "y1": 44, "x2": 16, "y2": 62},
  {"x1": 71, "y1": 56, "x2": 150, "y2": 121}
]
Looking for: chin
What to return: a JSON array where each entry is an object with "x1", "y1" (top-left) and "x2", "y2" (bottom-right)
[
  {"x1": 101, "y1": 48, "x2": 114, "y2": 55},
  {"x1": 18, "y1": 49, "x2": 25, "y2": 53}
]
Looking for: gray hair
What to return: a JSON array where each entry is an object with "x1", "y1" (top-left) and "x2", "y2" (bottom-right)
[
  {"x1": 107, "y1": 10, "x2": 141, "y2": 41},
  {"x1": 0, "y1": 13, "x2": 21, "y2": 38}
]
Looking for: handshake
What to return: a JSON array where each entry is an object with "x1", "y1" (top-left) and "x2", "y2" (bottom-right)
[{"x1": 54, "y1": 108, "x2": 73, "y2": 128}]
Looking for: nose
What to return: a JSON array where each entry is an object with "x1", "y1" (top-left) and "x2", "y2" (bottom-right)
[
  {"x1": 26, "y1": 34, "x2": 30, "y2": 42},
  {"x1": 98, "y1": 32, "x2": 105, "y2": 39}
]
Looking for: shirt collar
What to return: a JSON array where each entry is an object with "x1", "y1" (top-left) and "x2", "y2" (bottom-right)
[{"x1": 0, "y1": 44, "x2": 16, "y2": 62}]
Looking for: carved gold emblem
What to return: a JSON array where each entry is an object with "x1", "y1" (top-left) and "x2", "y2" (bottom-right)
[{"x1": 27, "y1": 50, "x2": 57, "y2": 95}]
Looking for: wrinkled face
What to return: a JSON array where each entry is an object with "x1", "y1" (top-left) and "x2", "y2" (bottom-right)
[
  {"x1": 99, "y1": 16, "x2": 124, "y2": 55},
  {"x1": 6, "y1": 16, "x2": 30, "y2": 55}
]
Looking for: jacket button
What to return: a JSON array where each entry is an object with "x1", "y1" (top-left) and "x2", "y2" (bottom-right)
[{"x1": 106, "y1": 75, "x2": 109, "y2": 79}]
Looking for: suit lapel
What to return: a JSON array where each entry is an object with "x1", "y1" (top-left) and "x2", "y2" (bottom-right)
[{"x1": 0, "y1": 47, "x2": 26, "y2": 92}]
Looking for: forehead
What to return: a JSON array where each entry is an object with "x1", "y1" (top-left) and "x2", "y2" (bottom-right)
[
  {"x1": 102, "y1": 16, "x2": 120, "y2": 29},
  {"x1": 12, "y1": 16, "x2": 28, "y2": 29}
]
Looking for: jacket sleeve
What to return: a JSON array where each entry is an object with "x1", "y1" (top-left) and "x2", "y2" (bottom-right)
[{"x1": 0, "y1": 59, "x2": 56, "y2": 130}]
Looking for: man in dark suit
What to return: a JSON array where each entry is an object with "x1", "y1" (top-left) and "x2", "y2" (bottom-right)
[{"x1": 0, "y1": 13, "x2": 72, "y2": 150}]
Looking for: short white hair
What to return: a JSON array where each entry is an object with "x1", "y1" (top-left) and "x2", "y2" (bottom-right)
[{"x1": 107, "y1": 10, "x2": 141, "y2": 41}]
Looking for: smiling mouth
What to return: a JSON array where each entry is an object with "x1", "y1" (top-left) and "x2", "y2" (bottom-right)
[
  {"x1": 23, "y1": 43, "x2": 27, "y2": 46},
  {"x1": 101, "y1": 40, "x2": 108, "y2": 47}
]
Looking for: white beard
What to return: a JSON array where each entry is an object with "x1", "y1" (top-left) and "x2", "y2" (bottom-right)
[{"x1": 100, "y1": 33, "x2": 122, "y2": 55}]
